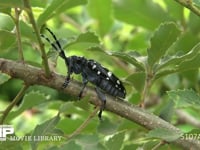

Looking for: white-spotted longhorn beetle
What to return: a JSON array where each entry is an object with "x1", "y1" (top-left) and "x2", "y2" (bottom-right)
[{"x1": 41, "y1": 28, "x2": 126, "y2": 120}]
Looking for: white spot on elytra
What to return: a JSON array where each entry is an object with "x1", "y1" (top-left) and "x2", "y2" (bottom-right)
[
  {"x1": 107, "y1": 71, "x2": 112, "y2": 77},
  {"x1": 97, "y1": 71, "x2": 101, "y2": 75},
  {"x1": 117, "y1": 80, "x2": 120, "y2": 85},
  {"x1": 106, "y1": 77, "x2": 109, "y2": 80},
  {"x1": 92, "y1": 65, "x2": 96, "y2": 69},
  {"x1": 115, "y1": 84, "x2": 118, "y2": 88}
]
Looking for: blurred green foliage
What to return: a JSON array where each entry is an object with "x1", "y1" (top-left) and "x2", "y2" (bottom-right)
[{"x1": 1, "y1": 0, "x2": 200, "y2": 149}]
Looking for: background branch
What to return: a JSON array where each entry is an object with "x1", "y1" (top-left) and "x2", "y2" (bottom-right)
[
  {"x1": 0, "y1": 84, "x2": 29, "y2": 124},
  {"x1": 23, "y1": 0, "x2": 50, "y2": 76},
  {"x1": 174, "y1": 0, "x2": 200, "y2": 16},
  {"x1": 0, "y1": 58, "x2": 199, "y2": 149},
  {"x1": 14, "y1": 8, "x2": 24, "y2": 62},
  {"x1": 67, "y1": 107, "x2": 99, "y2": 140}
]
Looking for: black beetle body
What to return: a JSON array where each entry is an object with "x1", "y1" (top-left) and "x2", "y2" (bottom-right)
[{"x1": 41, "y1": 28, "x2": 126, "y2": 119}]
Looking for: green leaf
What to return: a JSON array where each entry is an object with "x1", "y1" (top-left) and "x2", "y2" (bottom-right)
[
  {"x1": 37, "y1": 0, "x2": 87, "y2": 27},
  {"x1": 156, "y1": 42, "x2": 200, "y2": 71},
  {"x1": 168, "y1": 32, "x2": 199, "y2": 53},
  {"x1": 126, "y1": 72, "x2": 145, "y2": 92},
  {"x1": 51, "y1": 128, "x2": 64, "y2": 136},
  {"x1": 87, "y1": 46, "x2": 106, "y2": 55},
  {"x1": 193, "y1": 0, "x2": 200, "y2": 8},
  {"x1": 31, "y1": 114, "x2": 60, "y2": 150},
  {"x1": 162, "y1": 74, "x2": 180, "y2": 90},
  {"x1": 0, "y1": 13, "x2": 14, "y2": 31},
  {"x1": 59, "y1": 102, "x2": 70, "y2": 113},
  {"x1": 154, "y1": 49, "x2": 200, "y2": 80},
  {"x1": 147, "y1": 128, "x2": 182, "y2": 142},
  {"x1": 181, "y1": 69, "x2": 198, "y2": 85},
  {"x1": 37, "y1": 0, "x2": 63, "y2": 27},
  {"x1": 0, "y1": 72, "x2": 11, "y2": 85},
  {"x1": 113, "y1": 0, "x2": 168, "y2": 30},
  {"x1": 87, "y1": 0, "x2": 113, "y2": 36},
  {"x1": 105, "y1": 131, "x2": 125, "y2": 150},
  {"x1": 47, "y1": 47, "x2": 59, "y2": 64},
  {"x1": 108, "y1": 51, "x2": 145, "y2": 71},
  {"x1": 0, "y1": 140, "x2": 23, "y2": 150},
  {"x1": 165, "y1": 0, "x2": 184, "y2": 20},
  {"x1": 159, "y1": 100, "x2": 174, "y2": 122},
  {"x1": 20, "y1": 21, "x2": 37, "y2": 41},
  {"x1": 153, "y1": 53, "x2": 200, "y2": 79},
  {"x1": 54, "y1": 0, "x2": 87, "y2": 15},
  {"x1": 87, "y1": 47, "x2": 145, "y2": 71},
  {"x1": 76, "y1": 134, "x2": 99, "y2": 144},
  {"x1": 167, "y1": 89, "x2": 200, "y2": 108},
  {"x1": 75, "y1": 134, "x2": 103, "y2": 150},
  {"x1": 0, "y1": 0, "x2": 23, "y2": 8},
  {"x1": 154, "y1": 69, "x2": 176, "y2": 81},
  {"x1": 123, "y1": 144, "x2": 138, "y2": 150},
  {"x1": 147, "y1": 22, "x2": 180, "y2": 68},
  {"x1": 57, "y1": 117, "x2": 84, "y2": 134},
  {"x1": 184, "y1": 129, "x2": 200, "y2": 139},
  {"x1": 175, "y1": 53, "x2": 200, "y2": 71},
  {"x1": 6, "y1": 91, "x2": 49, "y2": 122},
  {"x1": 97, "y1": 118, "x2": 118, "y2": 135},
  {"x1": 0, "y1": 30, "x2": 15, "y2": 50},
  {"x1": 0, "y1": 8, "x2": 11, "y2": 15},
  {"x1": 58, "y1": 102, "x2": 80, "y2": 115},
  {"x1": 73, "y1": 96, "x2": 91, "y2": 111},
  {"x1": 188, "y1": 12, "x2": 200, "y2": 34},
  {"x1": 66, "y1": 31, "x2": 100, "y2": 50},
  {"x1": 60, "y1": 141, "x2": 81, "y2": 150}
]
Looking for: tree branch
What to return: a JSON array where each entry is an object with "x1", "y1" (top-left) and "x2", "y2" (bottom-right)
[
  {"x1": 174, "y1": 0, "x2": 200, "y2": 17},
  {"x1": 0, "y1": 58, "x2": 199, "y2": 149}
]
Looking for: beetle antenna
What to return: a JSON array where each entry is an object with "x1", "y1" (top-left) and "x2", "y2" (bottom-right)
[{"x1": 41, "y1": 28, "x2": 67, "y2": 60}]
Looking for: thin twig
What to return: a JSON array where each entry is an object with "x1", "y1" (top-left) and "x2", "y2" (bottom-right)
[
  {"x1": 141, "y1": 69, "x2": 153, "y2": 108},
  {"x1": 0, "y1": 84, "x2": 29, "y2": 124},
  {"x1": 66, "y1": 107, "x2": 99, "y2": 140},
  {"x1": 152, "y1": 140, "x2": 167, "y2": 150},
  {"x1": 14, "y1": 7, "x2": 24, "y2": 62},
  {"x1": 176, "y1": 109, "x2": 200, "y2": 128},
  {"x1": 23, "y1": 0, "x2": 50, "y2": 77},
  {"x1": 174, "y1": 0, "x2": 200, "y2": 17}
]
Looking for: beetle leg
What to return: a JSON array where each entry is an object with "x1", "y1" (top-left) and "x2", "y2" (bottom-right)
[
  {"x1": 95, "y1": 87, "x2": 106, "y2": 120},
  {"x1": 78, "y1": 76, "x2": 88, "y2": 100},
  {"x1": 62, "y1": 75, "x2": 70, "y2": 88},
  {"x1": 62, "y1": 58, "x2": 72, "y2": 88}
]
